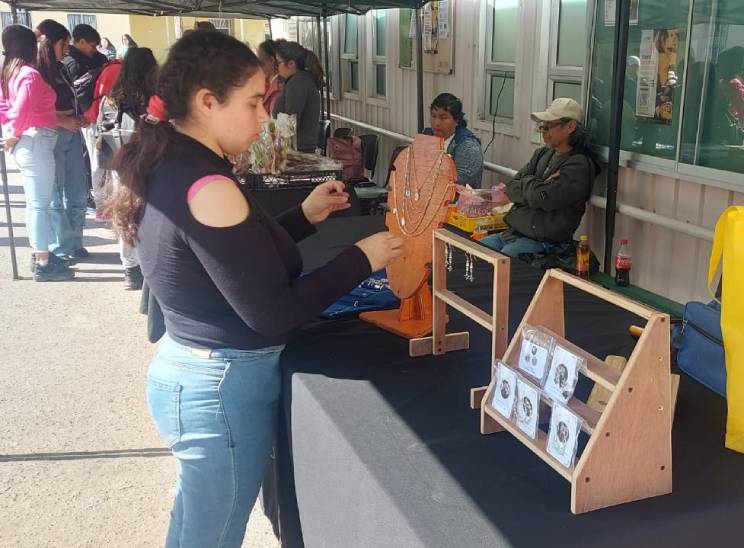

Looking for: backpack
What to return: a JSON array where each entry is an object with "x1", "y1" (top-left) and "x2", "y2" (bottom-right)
[
  {"x1": 73, "y1": 63, "x2": 108, "y2": 113},
  {"x1": 327, "y1": 136, "x2": 364, "y2": 180}
]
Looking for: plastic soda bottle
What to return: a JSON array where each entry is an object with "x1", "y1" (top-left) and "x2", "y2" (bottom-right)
[
  {"x1": 615, "y1": 239, "x2": 632, "y2": 287},
  {"x1": 576, "y1": 235, "x2": 590, "y2": 279}
]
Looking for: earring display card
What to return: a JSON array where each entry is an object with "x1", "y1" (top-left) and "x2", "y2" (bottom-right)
[
  {"x1": 515, "y1": 376, "x2": 541, "y2": 439},
  {"x1": 547, "y1": 402, "x2": 582, "y2": 469},
  {"x1": 491, "y1": 362, "x2": 518, "y2": 419},
  {"x1": 544, "y1": 345, "x2": 584, "y2": 404},
  {"x1": 518, "y1": 326, "x2": 554, "y2": 383}
]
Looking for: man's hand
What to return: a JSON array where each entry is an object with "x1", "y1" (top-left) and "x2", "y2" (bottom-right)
[
  {"x1": 546, "y1": 170, "x2": 561, "y2": 182},
  {"x1": 301, "y1": 180, "x2": 351, "y2": 225}
]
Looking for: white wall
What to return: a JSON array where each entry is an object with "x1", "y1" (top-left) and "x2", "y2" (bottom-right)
[{"x1": 328, "y1": 1, "x2": 742, "y2": 305}]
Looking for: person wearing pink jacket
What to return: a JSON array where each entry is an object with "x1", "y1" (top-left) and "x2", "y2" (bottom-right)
[{"x1": 0, "y1": 25, "x2": 74, "y2": 281}]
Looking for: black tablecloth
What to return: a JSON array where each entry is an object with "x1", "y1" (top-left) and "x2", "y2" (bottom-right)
[{"x1": 267, "y1": 216, "x2": 743, "y2": 548}]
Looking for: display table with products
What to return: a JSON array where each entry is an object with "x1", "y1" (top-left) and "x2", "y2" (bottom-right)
[{"x1": 264, "y1": 216, "x2": 744, "y2": 547}]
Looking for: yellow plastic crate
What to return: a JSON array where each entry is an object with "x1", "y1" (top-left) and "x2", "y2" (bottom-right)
[{"x1": 447, "y1": 210, "x2": 507, "y2": 233}]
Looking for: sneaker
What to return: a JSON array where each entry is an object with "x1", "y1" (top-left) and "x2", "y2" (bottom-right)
[
  {"x1": 124, "y1": 266, "x2": 143, "y2": 290},
  {"x1": 70, "y1": 248, "x2": 90, "y2": 259},
  {"x1": 30, "y1": 253, "x2": 72, "y2": 272},
  {"x1": 34, "y1": 262, "x2": 75, "y2": 282}
]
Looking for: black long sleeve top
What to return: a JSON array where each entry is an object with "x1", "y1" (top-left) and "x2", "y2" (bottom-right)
[{"x1": 136, "y1": 131, "x2": 372, "y2": 350}]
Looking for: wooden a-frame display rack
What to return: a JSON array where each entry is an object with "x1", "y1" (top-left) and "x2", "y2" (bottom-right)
[
  {"x1": 410, "y1": 229, "x2": 510, "y2": 360},
  {"x1": 478, "y1": 269, "x2": 673, "y2": 514}
]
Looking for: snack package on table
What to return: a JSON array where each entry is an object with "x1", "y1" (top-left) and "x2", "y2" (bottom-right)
[{"x1": 230, "y1": 114, "x2": 297, "y2": 176}]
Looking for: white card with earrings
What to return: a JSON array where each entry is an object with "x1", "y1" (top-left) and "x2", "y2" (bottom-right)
[
  {"x1": 547, "y1": 402, "x2": 582, "y2": 469},
  {"x1": 491, "y1": 362, "x2": 518, "y2": 419},
  {"x1": 515, "y1": 376, "x2": 541, "y2": 439},
  {"x1": 518, "y1": 324, "x2": 555, "y2": 385},
  {"x1": 544, "y1": 345, "x2": 584, "y2": 404}
]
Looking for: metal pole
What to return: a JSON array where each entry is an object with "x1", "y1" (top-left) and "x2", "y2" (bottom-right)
[
  {"x1": 0, "y1": 125, "x2": 20, "y2": 280},
  {"x1": 267, "y1": 17, "x2": 273, "y2": 40},
  {"x1": 323, "y1": 16, "x2": 331, "y2": 121},
  {"x1": 415, "y1": 8, "x2": 424, "y2": 133},
  {"x1": 316, "y1": 15, "x2": 326, "y2": 121},
  {"x1": 604, "y1": 0, "x2": 631, "y2": 274},
  {"x1": 10, "y1": 1, "x2": 18, "y2": 23}
]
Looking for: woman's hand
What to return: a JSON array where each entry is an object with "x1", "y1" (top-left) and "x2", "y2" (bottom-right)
[
  {"x1": 1, "y1": 136, "x2": 19, "y2": 152},
  {"x1": 301, "y1": 180, "x2": 351, "y2": 225},
  {"x1": 355, "y1": 232, "x2": 404, "y2": 272}
]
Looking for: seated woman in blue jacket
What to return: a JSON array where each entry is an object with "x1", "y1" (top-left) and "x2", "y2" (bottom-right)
[
  {"x1": 481, "y1": 98, "x2": 600, "y2": 258},
  {"x1": 423, "y1": 93, "x2": 484, "y2": 188}
]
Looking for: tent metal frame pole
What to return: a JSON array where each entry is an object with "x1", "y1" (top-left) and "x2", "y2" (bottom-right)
[
  {"x1": 316, "y1": 15, "x2": 326, "y2": 121},
  {"x1": 10, "y1": 0, "x2": 18, "y2": 23},
  {"x1": 604, "y1": 0, "x2": 631, "y2": 274},
  {"x1": 0, "y1": 124, "x2": 20, "y2": 281},
  {"x1": 415, "y1": 7, "x2": 424, "y2": 132},
  {"x1": 267, "y1": 17, "x2": 273, "y2": 39},
  {"x1": 322, "y1": 15, "x2": 331, "y2": 121}
]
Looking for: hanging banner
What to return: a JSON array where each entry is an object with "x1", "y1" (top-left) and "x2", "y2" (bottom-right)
[{"x1": 636, "y1": 28, "x2": 679, "y2": 123}]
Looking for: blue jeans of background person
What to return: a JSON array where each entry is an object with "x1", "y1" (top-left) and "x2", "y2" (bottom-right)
[
  {"x1": 50, "y1": 127, "x2": 87, "y2": 254},
  {"x1": 480, "y1": 232, "x2": 546, "y2": 257},
  {"x1": 12, "y1": 128, "x2": 58, "y2": 252},
  {"x1": 147, "y1": 335, "x2": 283, "y2": 548}
]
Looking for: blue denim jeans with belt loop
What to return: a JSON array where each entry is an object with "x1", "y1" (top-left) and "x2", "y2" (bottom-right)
[
  {"x1": 12, "y1": 128, "x2": 58, "y2": 252},
  {"x1": 147, "y1": 335, "x2": 284, "y2": 548},
  {"x1": 50, "y1": 127, "x2": 88, "y2": 254},
  {"x1": 480, "y1": 231, "x2": 546, "y2": 258}
]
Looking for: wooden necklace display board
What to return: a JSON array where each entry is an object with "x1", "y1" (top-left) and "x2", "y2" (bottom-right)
[
  {"x1": 478, "y1": 269, "x2": 674, "y2": 514},
  {"x1": 359, "y1": 134, "x2": 456, "y2": 340}
]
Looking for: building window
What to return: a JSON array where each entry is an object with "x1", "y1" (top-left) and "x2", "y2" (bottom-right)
[
  {"x1": 588, "y1": 0, "x2": 744, "y2": 184},
  {"x1": 67, "y1": 14, "x2": 97, "y2": 29},
  {"x1": 548, "y1": 0, "x2": 588, "y2": 104},
  {"x1": 1, "y1": 10, "x2": 32, "y2": 28},
  {"x1": 484, "y1": 0, "x2": 519, "y2": 123},
  {"x1": 341, "y1": 14, "x2": 360, "y2": 94},
  {"x1": 371, "y1": 11, "x2": 386, "y2": 97},
  {"x1": 297, "y1": 17, "x2": 320, "y2": 54},
  {"x1": 209, "y1": 19, "x2": 233, "y2": 36}
]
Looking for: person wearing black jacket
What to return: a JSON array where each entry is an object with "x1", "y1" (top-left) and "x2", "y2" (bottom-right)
[
  {"x1": 482, "y1": 98, "x2": 600, "y2": 257},
  {"x1": 63, "y1": 24, "x2": 108, "y2": 108}
]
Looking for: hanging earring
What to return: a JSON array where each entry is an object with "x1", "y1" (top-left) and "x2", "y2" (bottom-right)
[
  {"x1": 470, "y1": 255, "x2": 476, "y2": 282},
  {"x1": 446, "y1": 244, "x2": 453, "y2": 272}
]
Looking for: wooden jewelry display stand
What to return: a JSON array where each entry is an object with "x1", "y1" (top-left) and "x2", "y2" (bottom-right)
[
  {"x1": 478, "y1": 269, "x2": 673, "y2": 514},
  {"x1": 410, "y1": 229, "x2": 510, "y2": 362},
  {"x1": 361, "y1": 134, "x2": 457, "y2": 341}
]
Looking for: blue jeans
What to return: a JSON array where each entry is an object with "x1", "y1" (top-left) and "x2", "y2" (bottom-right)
[
  {"x1": 50, "y1": 127, "x2": 87, "y2": 254},
  {"x1": 480, "y1": 232, "x2": 546, "y2": 257},
  {"x1": 13, "y1": 128, "x2": 58, "y2": 252},
  {"x1": 147, "y1": 335, "x2": 283, "y2": 548}
]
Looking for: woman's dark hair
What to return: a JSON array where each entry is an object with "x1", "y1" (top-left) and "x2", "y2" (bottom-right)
[
  {"x1": 1, "y1": 25, "x2": 38, "y2": 98},
  {"x1": 110, "y1": 31, "x2": 261, "y2": 246},
  {"x1": 109, "y1": 47, "x2": 158, "y2": 115},
  {"x1": 258, "y1": 39, "x2": 279, "y2": 58},
  {"x1": 122, "y1": 34, "x2": 137, "y2": 47},
  {"x1": 275, "y1": 41, "x2": 323, "y2": 89},
  {"x1": 430, "y1": 93, "x2": 467, "y2": 128},
  {"x1": 35, "y1": 19, "x2": 70, "y2": 87}
]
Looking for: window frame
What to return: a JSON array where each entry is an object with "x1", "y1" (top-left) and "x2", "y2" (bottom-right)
[
  {"x1": 67, "y1": 13, "x2": 98, "y2": 30},
  {"x1": 547, "y1": 0, "x2": 587, "y2": 104},
  {"x1": 367, "y1": 10, "x2": 388, "y2": 103},
  {"x1": 476, "y1": 0, "x2": 520, "y2": 133},
  {"x1": 340, "y1": 13, "x2": 361, "y2": 99}
]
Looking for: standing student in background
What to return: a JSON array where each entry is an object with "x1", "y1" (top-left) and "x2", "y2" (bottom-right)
[
  {"x1": 97, "y1": 47, "x2": 158, "y2": 290},
  {"x1": 0, "y1": 25, "x2": 74, "y2": 281},
  {"x1": 273, "y1": 41, "x2": 322, "y2": 153},
  {"x1": 36, "y1": 19, "x2": 90, "y2": 261},
  {"x1": 117, "y1": 34, "x2": 137, "y2": 60},
  {"x1": 108, "y1": 31, "x2": 401, "y2": 547},
  {"x1": 257, "y1": 39, "x2": 283, "y2": 116},
  {"x1": 98, "y1": 37, "x2": 117, "y2": 61}
]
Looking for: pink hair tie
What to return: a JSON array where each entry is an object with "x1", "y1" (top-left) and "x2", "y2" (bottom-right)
[{"x1": 145, "y1": 95, "x2": 168, "y2": 124}]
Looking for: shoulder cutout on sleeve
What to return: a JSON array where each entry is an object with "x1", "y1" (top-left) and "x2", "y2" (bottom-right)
[{"x1": 187, "y1": 175, "x2": 250, "y2": 228}]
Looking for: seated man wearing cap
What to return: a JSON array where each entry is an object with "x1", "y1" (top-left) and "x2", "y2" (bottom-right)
[{"x1": 481, "y1": 98, "x2": 600, "y2": 258}]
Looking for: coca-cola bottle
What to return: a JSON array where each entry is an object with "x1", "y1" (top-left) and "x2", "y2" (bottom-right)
[{"x1": 615, "y1": 239, "x2": 632, "y2": 287}]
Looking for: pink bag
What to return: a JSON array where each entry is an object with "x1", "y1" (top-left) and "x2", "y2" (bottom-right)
[{"x1": 328, "y1": 136, "x2": 364, "y2": 180}]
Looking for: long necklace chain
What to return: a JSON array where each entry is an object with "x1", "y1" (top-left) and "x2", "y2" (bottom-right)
[{"x1": 391, "y1": 146, "x2": 452, "y2": 238}]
